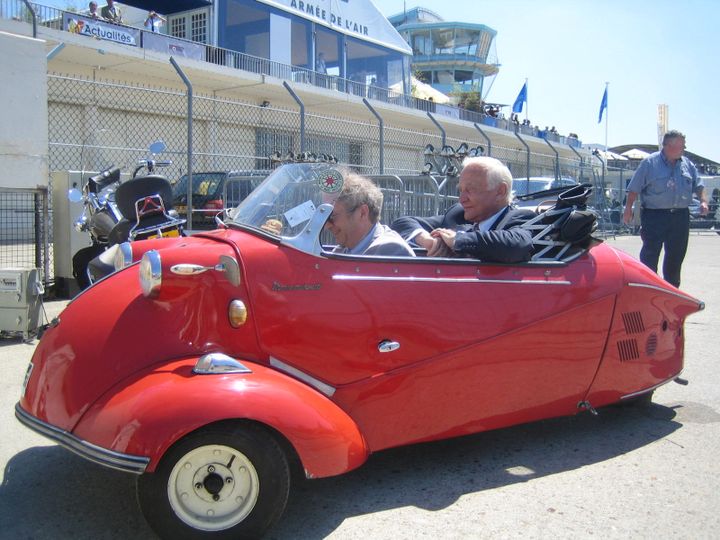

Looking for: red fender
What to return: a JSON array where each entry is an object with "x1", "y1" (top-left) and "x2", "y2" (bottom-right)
[{"x1": 72, "y1": 358, "x2": 369, "y2": 478}]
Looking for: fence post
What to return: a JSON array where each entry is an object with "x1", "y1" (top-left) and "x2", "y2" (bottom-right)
[
  {"x1": 514, "y1": 127, "x2": 531, "y2": 183},
  {"x1": 362, "y1": 98, "x2": 384, "y2": 174},
  {"x1": 427, "y1": 112, "x2": 446, "y2": 148},
  {"x1": 20, "y1": 0, "x2": 36, "y2": 38},
  {"x1": 543, "y1": 137, "x2": 560, "y2": 180},
  {"x1": 170, "y1": 57, "x2": 194, "y2": 225},
  {"x1": 473, "y1": 123, "x2": 492, "y2": 157},
  {"x1": 283, "y1": 81, "x2": 305, "y2": 153}
]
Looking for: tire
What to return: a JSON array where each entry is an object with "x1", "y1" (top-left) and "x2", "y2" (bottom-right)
[{"x1": 137, "y1": 423, "x2": 290, "y2": 540}]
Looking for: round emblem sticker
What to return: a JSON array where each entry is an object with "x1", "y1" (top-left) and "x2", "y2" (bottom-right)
[{"x1": 316, "y1": 169, "x2": 344, "y2": 193}]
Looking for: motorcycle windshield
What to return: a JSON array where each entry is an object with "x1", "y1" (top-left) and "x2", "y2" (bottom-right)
[{"x1": 230, "y1": 163, "x2": 342, "y2": 237}]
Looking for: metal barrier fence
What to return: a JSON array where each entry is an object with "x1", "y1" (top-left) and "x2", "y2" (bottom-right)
[{"x1": 0, "y1": 187, "x2": 53, "y2": 286}]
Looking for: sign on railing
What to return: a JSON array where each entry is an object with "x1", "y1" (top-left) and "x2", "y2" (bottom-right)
[{"x1": 63, "y1": 13, "x2": 140, "y2": 46}]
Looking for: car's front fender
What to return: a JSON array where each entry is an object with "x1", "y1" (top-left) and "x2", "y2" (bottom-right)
[{"x1": 71, "y1": 358, "x2": 369, "y2": 478}]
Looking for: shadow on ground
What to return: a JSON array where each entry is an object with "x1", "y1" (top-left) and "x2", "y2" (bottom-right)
[{"x1": 1, "y1": 402, "x2": 684, "y2": 539}]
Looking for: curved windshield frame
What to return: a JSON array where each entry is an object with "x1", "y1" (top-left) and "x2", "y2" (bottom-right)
[{"x1": 229, "y1": 163, "x2": 342, "y2": 248}]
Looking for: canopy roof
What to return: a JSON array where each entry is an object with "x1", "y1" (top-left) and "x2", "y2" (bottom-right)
[{"x1": 119, "y1": 0, "x2": 211, "y2": 15}]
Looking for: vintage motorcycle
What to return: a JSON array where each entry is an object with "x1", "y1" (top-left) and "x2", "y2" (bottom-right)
[{"x1": 69, "y1": 141, "x2": 185, "y2": 289}]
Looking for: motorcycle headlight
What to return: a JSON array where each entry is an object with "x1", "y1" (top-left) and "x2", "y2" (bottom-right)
[
  {"x1": 114, "y1": 242, "x2": 133, "y2": 271},
  {"x1": 139, "y1": 250, "x2": 162, "y2": 298}
]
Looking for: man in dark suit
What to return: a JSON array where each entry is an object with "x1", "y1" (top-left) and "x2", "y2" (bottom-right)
[{"x1": 391, "y1": 156, "x2": 535, "y2": 263}]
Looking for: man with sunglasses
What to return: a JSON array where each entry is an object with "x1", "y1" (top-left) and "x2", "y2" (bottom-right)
[
  {"x1": 325, "y1": 172, "x2": 415, "y2": 257},
  {"x1": 392, "y1": 156, "x2": 535, "y2": 262}
]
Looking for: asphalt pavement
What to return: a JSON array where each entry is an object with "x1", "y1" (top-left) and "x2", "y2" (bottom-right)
[{"x1": 1, "y1": 233, "x2": 718, "y2": 539}]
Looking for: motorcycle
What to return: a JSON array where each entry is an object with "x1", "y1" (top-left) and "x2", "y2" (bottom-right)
[{"x1": 69, "y1": 141, "x2": 185, "y2": 290}]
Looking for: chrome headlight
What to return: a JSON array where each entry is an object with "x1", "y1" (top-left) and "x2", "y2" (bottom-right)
[
  {"x1": 139, "y1": 250, "x2": 162, "y2": 298},
  {"x1": 114, "y1": 242, "x2": 133, "y2": 271}
]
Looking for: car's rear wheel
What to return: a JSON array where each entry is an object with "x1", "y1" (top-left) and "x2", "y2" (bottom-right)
[{"x1": 137, "y1": 423, "x2": 290, "y2": 539}]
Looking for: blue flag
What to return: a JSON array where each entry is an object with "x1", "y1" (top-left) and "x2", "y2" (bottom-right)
[
  {"x1": 512, "y1": 82, "x2": 527, "y2": 114},
  {"x1": 598, "y1": 87, "x2": 608, "y2": 123}
]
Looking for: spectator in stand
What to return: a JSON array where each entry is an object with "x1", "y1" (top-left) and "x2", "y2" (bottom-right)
[
  {"x1": 88, "y1": 1, "x2": 103, "y2": 19},
  {"x1": 101, "y1": 0, "x2": 122, "y2": 23},
  {"x1": 144, "y1": 11, "x2": 166, "y2": 32},
  {"x1": 316, "y1": 52, "x2": 327, "y2": 74}
]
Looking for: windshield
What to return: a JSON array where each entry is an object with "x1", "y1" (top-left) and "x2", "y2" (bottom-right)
[{"x1": 230, "y1": 163, "x2": 343, "y2": 237}]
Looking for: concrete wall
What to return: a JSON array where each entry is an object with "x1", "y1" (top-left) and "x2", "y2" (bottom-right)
[{"x1": 0, "y1": 31, "x2": 48, "y2": 188}]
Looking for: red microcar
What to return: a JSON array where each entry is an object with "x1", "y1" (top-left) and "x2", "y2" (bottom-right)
[{"x1": 16, "y1": 163, "x2": 704, "y2": 539}]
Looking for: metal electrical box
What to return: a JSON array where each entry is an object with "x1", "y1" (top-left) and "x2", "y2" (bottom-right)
[
  {"x1": 52, "y1": 171, "x2": 94, "y2": 297},
  {"x1": 0, "y1": 268, "x2": 44, "y2": 339}
]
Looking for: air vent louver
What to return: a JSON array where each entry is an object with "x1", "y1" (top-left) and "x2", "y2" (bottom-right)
[
  {"x1": 646, "y1": 333, "x2": 658, "y2": 356},
  {"x1": 622, "y1": 311, "x2": 645, "y2": 334},
  {"x1": 617, "y1": 339, "x2": 640, "y2": 361}
]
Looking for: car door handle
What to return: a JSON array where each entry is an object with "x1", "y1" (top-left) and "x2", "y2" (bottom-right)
[{"x1": 378, "y1": 340, "x2": 400, "y2": 353}]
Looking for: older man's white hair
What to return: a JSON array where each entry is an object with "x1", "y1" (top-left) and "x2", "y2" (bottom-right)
[{"x1": 461, "y1": 156, "x2": 513, "y2": 205}]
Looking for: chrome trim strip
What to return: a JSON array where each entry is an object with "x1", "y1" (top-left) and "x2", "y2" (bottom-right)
[
  {"x1": 620, "y1": 375, "x2": 678, "y2": 400},
  {"x1": 332, "y1": 275, "x2": 571, "y2": 285},
  {"x1": 269, "y1": 357, "x2": 336, "y2": 397},
  {"x1": 15, "y1": 403, "x2": 150, "y2": 475},
  {"x1": 627, "y1": 282, "x2": 704, "y2": 308}
]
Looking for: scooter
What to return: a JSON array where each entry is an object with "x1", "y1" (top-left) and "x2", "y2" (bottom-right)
[{"x1": 69, "y1": 141, "x2": 185, "y2": 290}]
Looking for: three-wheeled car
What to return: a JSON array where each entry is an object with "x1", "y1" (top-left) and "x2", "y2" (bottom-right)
[{"x1": 16, "y1": 162, "x2": 703, "y2": 539}]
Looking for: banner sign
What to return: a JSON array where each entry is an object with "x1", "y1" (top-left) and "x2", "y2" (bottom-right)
[
  {"x1": 143, "y1": 32, "x2": 205, "y2": 61},
  {"x1": 256, "y1": 0, "x2": 411, "y2": 53},
  {"x1": 64, "y1": 14, "x2": 140, "y2": 46}
]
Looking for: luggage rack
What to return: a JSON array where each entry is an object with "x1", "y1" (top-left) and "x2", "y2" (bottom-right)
[{"x1": 522, "y1": 184, "x2": 599, "y2": 263}]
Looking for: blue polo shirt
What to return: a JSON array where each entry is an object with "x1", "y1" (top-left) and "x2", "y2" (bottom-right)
[{"x1": 627, "y1": 150, "x2": 702, "y2": 209}]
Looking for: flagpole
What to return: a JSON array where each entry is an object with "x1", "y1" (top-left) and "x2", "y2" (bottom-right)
[
  {"x1": 524, "y1": 78, "x2": 528, "y2": 123},
  {"x1": 604, "y1": 81, "x2": 609, "y2": 152}
]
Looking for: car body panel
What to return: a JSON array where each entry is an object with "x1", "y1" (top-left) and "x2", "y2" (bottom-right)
[
  {"x1": 71, "y1": 358, "x2": 368, "y2": 477},
  {"x1": 18, "y1": 163, "x2": 704, "y2": 485}
]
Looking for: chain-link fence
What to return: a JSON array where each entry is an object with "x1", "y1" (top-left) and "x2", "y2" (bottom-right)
[{"x1": 0, "y1": 187, "x2": 53, "y2": 286}]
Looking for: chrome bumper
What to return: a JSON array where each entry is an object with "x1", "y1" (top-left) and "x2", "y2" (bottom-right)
[{"x1": 15, "y1": 403, "x2": 150, "y2": 475}]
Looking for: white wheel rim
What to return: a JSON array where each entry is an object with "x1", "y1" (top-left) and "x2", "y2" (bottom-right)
[{"x1": 167, "y1": 444, "x2": 260, "y2": 531}]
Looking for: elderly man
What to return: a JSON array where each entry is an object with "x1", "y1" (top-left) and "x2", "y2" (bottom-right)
[
  {"x1": 622, "y1": 130, "x2": 707, "y2": 287},
  {"x1": 101, "y1": 0, "x2": 122, "y2": 23},
  {"x1": 325, "y1": 172, "x2": 415, "y2": 257},
  {"x1": 392, "y1": 156, "x2": 534, "y2": 262}
]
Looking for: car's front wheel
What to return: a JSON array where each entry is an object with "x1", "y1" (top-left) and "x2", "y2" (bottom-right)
[{"x1": 137, "y1": 423, "x2": 290, "y2": 539}]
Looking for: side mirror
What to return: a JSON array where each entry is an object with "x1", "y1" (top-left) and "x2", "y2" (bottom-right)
[
  {"x1": 68, "y1": 188, "x2": 83, "y2": 203},
  {"x1": 148, "y1": 140, "x2": 167, "y2": 155}
]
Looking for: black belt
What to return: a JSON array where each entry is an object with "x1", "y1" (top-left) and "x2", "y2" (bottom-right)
[{"x1": 642, "y1": 207, "x2": 688, "y2": 214}]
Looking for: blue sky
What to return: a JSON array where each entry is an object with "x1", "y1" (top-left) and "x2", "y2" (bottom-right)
[{"x1": 42, "y1": 0, "x2": 720, "y2": 162}]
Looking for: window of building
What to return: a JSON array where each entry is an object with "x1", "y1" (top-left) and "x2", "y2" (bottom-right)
[
  {"x1": 169, "y1": 8, "x2": 209, "y2": 43},
  {"x1": 316, "y1": 26, "x2": 341, "y2": 76},
  {"x1": 410, "y1": 29, "x2": 432, "y2": 56},
  {"x1": 219, "y1": 0, "x2": 269, "y2": 57},
  {"x1": 453, "y1": 28, "x2": 478, "y2": 56},
  {"x1": 347, "y1": 36, "x2": 405, "y2": 91},
  {"x1": 431, "y1": 28, "x2": 454, "y2": 55}
]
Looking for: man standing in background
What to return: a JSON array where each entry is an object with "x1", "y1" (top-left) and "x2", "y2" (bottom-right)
[
  {"x1": 623, "y1": 130, "x2": 708, "y2": 287},
  {"x1": 101, "y1": 0, "x2": 122, "y2": 23}
]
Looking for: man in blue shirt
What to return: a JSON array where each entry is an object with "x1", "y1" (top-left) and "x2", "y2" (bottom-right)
[{"x1": 622, "y1": 130, "x2": 708, "y2": 287}]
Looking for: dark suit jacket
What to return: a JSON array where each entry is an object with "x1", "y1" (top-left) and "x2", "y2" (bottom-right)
[
  {"x1": 391, "y1": 204, "x2": 536, "y2": 263},
  {"x1": 453, "y1": 206, "x2": 535, "y2": 263},
  {"x1": 391, "y1": 203, "x2": 470, "y2": 242}
]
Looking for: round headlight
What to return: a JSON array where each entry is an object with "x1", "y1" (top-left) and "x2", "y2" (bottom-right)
[
  {"x1": 139, "y1": 250, "x2": 162, "y2": 298},
  {"x1": 114, "y1": 242, "x2": 133, "y2": 271}
]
